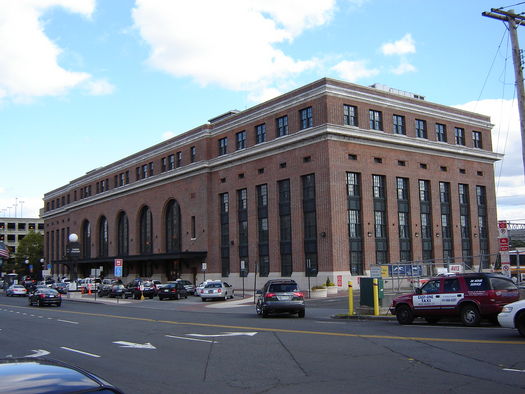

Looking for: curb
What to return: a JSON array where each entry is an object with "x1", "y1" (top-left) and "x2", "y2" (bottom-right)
[{"x1": 332, "y1": 313, "x2": 396, "y2": 321}]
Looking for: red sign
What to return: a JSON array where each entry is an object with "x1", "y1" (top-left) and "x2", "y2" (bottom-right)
[
  {"x1": 114, "y1": 259, "x2": 123, "y2": 267},
  {"x1": 337, "y1": 275, "x2": 342, "y2": 287},
  {"x1": 498, "y1": 221, "x2": 508, "y2": 229}
]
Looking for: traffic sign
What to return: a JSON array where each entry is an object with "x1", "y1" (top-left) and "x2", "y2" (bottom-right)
[{"x1": 114, "y1": 258, "x2": 123, "y2": 277}]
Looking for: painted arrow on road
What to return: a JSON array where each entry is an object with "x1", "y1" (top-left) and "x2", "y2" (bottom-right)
[
  {"x1": 24, "y1": 349, "x2": 50, "y2": 358},
  {"x1": 187, "y1": 332, "x2": 258, "y2": 338},
  {"x1": 113, "y1": 341, "x2": 156, "y2": 349}
]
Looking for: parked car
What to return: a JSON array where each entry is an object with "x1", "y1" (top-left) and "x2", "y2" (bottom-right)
[
  {"x1": 28, "y1": 288, "x2": 62, "y2": 307},
  {"x1": 97, "y1": 284, "x2": 113, "y2": 297},
  {"x1": 158, "y1": 282, "x2": 188, "y2": 300},
  {"x1": 389, "y1": 273, "x2": 519, "y2": 326},
  {"x1": 78, "y1": 278, "x2": 100, "y2": 293},
  {"x1": 0, "y1": 357, "x2": 123, "y2": 393},
  {"x1": 125, "y1": 279, "x2": 157, "y2": 299},
  {"x1": 108, "y1": 284, "x2": 126, "y2": 298},
  {"x1": 6, "y1": 285, "x2": 27, "y2": 297},
  {"x1": 175, "y1": 279, "x2": 196, "y2": 295},
  {"x1": 51, "y1": 282, "x2": 68, "y2": 294},
  {"x1": 195, "y1": 280, "x2": 216, "y2": 297},
  {"x1": 498, "y1": 299, "x2": 525, "y2": 337},
  {"x1": 255, "y1": 279, "x2": 305, "y2": 318},
  {"x1": 200, "y1": 281, "x2": 234, "y2": 301}
]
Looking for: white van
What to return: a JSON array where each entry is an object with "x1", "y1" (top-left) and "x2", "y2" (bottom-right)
[{"x1": 78, "y1": 278, "x2": 100, "y2": 292}]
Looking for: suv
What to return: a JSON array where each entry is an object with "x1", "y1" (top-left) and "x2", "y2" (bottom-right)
[
  {"x1": 256, "y1": 279, "x2": 305, "y2": 318},
  {"x1": 390, "y1": 273, "x2": 519, "y2": 326}
]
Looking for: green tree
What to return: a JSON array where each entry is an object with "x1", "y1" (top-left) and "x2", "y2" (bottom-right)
[{"x1": 14, "y1": 231, "x2": 44, "y2": 279}]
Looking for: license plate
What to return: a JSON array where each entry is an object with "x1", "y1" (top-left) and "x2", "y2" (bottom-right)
[
  {"x1": 208, "y1": 290, "x2": 213, "y2": 294},
  {"x1": 277, "y1": 295, "x2": 291, "y2": 301}
]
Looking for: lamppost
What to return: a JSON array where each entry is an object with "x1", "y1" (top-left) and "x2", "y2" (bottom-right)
[
  {"x1": 67, "y1": 233, "x2": 80, "y2": 281},
  {"x1": 40, "y1": 258, "x2": 45, "y2": 280}
]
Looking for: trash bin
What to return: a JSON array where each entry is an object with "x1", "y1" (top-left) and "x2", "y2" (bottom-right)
[{"x1": 360, "y1": 277, "x2": 384, "y2": 307}]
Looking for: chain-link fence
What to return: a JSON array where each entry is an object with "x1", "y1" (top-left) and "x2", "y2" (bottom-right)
[{"x1": 377, "y1": 253, "x2": 500, "y2": 293}]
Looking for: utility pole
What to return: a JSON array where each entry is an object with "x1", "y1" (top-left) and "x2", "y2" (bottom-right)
[{"x1": 483, "y1": 8, "x2": 525, "y2": 182}]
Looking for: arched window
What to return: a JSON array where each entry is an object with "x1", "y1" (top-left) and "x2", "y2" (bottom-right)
[
  {"x1": 165, "y1": 200, "x2": 181, "y2": 253},
  {"x1": 140, "y1": 206, "x2": 153, "y2": 254},
  {"x1": 117, "y1": 211, "x2": 129, "y2": 256},
  {"x1": 98, "y1": 216, "x2": 108, "y2": 257},
  {"x1": 82, "y1": 220, "x2": 91, "y2": 259}
]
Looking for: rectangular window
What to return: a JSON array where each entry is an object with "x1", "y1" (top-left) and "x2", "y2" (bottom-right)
[
  {"x1": 397, "y1": 177, "x2": 411, "y2": 262},
  {"x1": 161, "y1": 157, "x2": 167, "y2": 172},
  {"x1": 415, "y1": 119, "x2": 427, "y2": 138},
  {"x1": 369, "y1": 110, "x2": 383, "y2": 131},
  {"x1": 419, "y1": 179, "x2": 433, "y2": 260},
  {"x1": 237, "y1": 188, "x2": 248, "y2": 262},
  {"x1": 458, "y1": 184, "x2": 472, "y2": 267},
  {"x1": 236, "y1": 130, "x2": 246, "y2": 150},
  {"x1": 393, "y1": 114, "x2": 405, "y2": 134},
  {"x1": 472, "y1": 131, "x2": 482, "y2": 148},
  {"x1": 148, "y1": 162, "x2": 154, "y2": 176},
  {"x1": 218, "y1": 137, "x2": 228, "y2": 156},
  {"x1": 372, "y1": 174, "x2": 388, "y2": 264},
  {"x1": 190, "y1": 146, "x2": 196, "y2": 163},
  {"x1": 168, "y1": 154, "x2": 175, "y2": 170},
  {"x1": 219, "y1": 193, "x2": 230, "y2": 277},
  {"x1": 302, "y1": 174, "x2": 317, "y2": 277},
  {"x1": 455, "y1": 127, "x2": 465, "y2": 145},
  {"x1": 435, "y1": 123, "x2": 447, "y2": 142},
  {"x1": 476, "y1": 185, "x2": 489, "y2": 268},
  {"x1": 439, "y1": 182, "x2": 453, "y2": 262},
  {"x1": 255, "y1": 124, "x2": 266, "y2": 144},
  {"x1": 344, "y1": 105, "x2": 358, "y2": 127},
  {"x1": 299, "y1": 107, "x2": 313, "y2": 130},
  {"x1": 176, "y1": 152, "x2": 182, "y2": 168},
  {"x1": 257, "y1": 184, "x2": 269, "y2": 277},
  {"x1": 276, "y1": 115, "x2": 288, "y2": 137},
  {"x1": 278, "y1": 179, "x2": 292, "y2": 277},
  {"x1": 347, "y1": 172, "x2": 363, "y2": 275}
]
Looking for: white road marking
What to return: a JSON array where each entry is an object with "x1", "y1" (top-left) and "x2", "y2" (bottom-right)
[
  {"x1": 60, "y1": 347, "x2": 100, "y2": 358},
  {"x1": 57, "y1": 319, "x2": 79, "y2": 325},
  {"x1": 113, "y1": 341, "x2": 156, "y2": 349},
  {"x1": 503, "y1": 368, "x2": 525, "y2": 373},
  {"x1": 24, "y1": 349, "x2": 50, "y2": 358},
  {"x1": 165, "y1": 335, "x2": 215, "y2": 343},
  {"x1": 187, "y1": 332, "x2": 258, "y2": 338}
]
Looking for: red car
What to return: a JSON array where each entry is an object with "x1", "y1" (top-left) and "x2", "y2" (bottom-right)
[{"x1": 389, "y1": 273, "x2": 519, "y2": 326}]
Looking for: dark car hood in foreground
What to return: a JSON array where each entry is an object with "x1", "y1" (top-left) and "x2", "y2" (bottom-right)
[{"x1": 0, "y1": 358, "x2": 123, "y2": 393}]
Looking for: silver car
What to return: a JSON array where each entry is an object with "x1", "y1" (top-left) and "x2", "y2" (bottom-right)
[{"x1": 200, "y1": 281, "x2": 234, "y2": 301}]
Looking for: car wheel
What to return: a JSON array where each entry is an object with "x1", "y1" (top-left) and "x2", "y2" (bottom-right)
[
  {"x1": 256, "y1": 302, "x2": 263, "y2": 316},
  {"x1": 460, "y1": 304, "x2": 481, "y2": 327},
  {"x1": 298, "y1": 310, "x2": 305, "y2": 318},
  {"x1": 38, "y1": 300, "x2": 43, "y2": 307},
  {"x1": 201, "y1": 297, "x2": 206, "y2": 302},
  {"x1": 396, "y1": 305, "x2": 414, "y2": 325},
  {"x1": 424, "y1": 317, "x2": 440, "y2": 324},
  {"x1": 28, "y1": 298, "x2": 33, "y2": 306},
  {"x1": 516, "y1": 313, "x2": 525, "y2": 338}
]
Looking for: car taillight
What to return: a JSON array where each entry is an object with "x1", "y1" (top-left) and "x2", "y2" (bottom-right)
[
  {"x1": 293, "y1": 292, "x2": 304, "y2": 298},
  {"x1": 39, "y1": 294, "x2": 45, "y2": 299},
  {"x1": 218, "y1": 289, "x2": 222, "y2": 293},
  {"x1": 265, "y1": 293, "x2": 276, "y2": 299}
]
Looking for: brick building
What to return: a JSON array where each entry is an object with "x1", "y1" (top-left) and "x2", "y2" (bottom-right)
[{"x1": 42, "y1": 78, "x2": 501, "y2": 289}]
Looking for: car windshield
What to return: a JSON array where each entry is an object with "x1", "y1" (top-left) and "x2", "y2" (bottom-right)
[
  {"x1": 268, "y1": 284, "x2": 298, "y2": 292},
  {"x1": 205, "y1": 283, "x2": 222, "y2": 288}
]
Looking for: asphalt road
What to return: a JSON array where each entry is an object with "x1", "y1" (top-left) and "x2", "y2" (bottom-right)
[{"x1": 1, "y1": 294, "x2": 524, "y2": 393}]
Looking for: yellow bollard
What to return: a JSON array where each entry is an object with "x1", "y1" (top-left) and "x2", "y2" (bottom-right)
[
  {"x1": 348, "y1": 281, "x2": 354, "y2": 316},
  {"x1": 373, "y1": 278, "x2": 379, "y2": 316}
]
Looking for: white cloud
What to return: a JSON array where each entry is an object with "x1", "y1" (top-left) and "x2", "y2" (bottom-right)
[
  {"x1": 381, "y1": 33, "x2": 416, "y2": 56},
  {"x1": 455, "y1": 99, "x2": 525, "y2": 221},
  {"x1": 85, "y1": 79, "x2": 116, "y2": 96},
  {"x1": 131, "y1": 0, "x2": 336, "y2": 97},
  {"x1": 331, "y1": 60, "x2": 379, "y2": 82},
  {"x1": 162, "y1": 131, "x2": 176, "y2": 140},
  {"x1": 391, "y1": 60, "x2": 416, "y2": 75},
  {"x1": 0, "y1": 0, "x2": 95, "y2": 101}
]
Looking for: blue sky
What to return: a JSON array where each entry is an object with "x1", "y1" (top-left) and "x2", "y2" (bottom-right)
[{"x1": 0, "y1": 0, "x2": 524, "y2": 221}]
